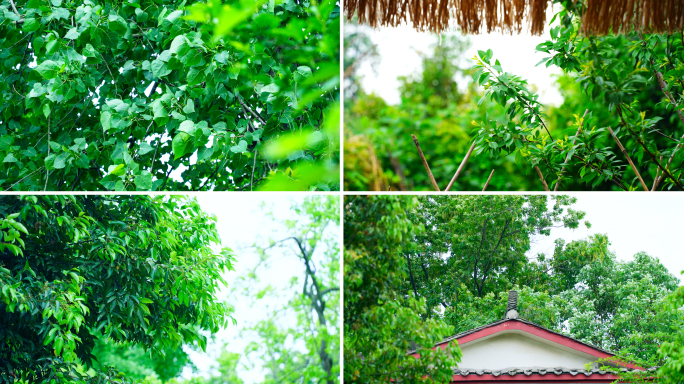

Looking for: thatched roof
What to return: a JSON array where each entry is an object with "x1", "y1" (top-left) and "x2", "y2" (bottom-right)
[{"x1": 345, "y1": 0, "x2": 684, "y2": 36}]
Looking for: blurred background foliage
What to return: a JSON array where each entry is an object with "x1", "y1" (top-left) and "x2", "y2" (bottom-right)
[{"x1": 343, "y1": 18, "x2": 681, "y2": 191}]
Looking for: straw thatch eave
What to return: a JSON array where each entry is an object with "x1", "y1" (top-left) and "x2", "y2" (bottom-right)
[{"x1": 344, "y1": 0, "x2": 684, "y2": 36}]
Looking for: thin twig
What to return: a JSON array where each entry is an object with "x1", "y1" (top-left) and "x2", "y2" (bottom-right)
[
  {"x1": 554, "y1": 109, "x2": 588, "y2": 191},
  {"x1": 9, "y1": 0, "x2": 20, "y2": 16},
  {"x1": 411, "y1": 134, "x2": 440, "y2": 191},
  {"x1": 251, "y1": 151, "x2": 258, "y2": 191},
  {"x1": 617, "y1": 105, "x2": 684, "y2": 191},
  {"x1": 535, "y1": 165, "x2": 550, "y2": 191},
  {"x1": 482, "y1": 169, "x2": 495, "y2": 191},
  {"x1": 606, "y1": 126, "x2": 649, "y2": 191},
  {"x1": 445, "y1": 142, "x2": 476, "y2": 191},
  {"x1": 149, "y1": 136, "x2": 162, "y2": 175},
  {"x1": 99, "y1": 52, "x2": 119, "y2": 96},
  {"x1": 4, "y1": 167, "x2": 45, "y2": 191},
  {"x1": 237, "y1": 94, "x2": 267, "y2": 125},
  {"x1": 652, "y1": 156, "x2": 663, "y2": 191},
  {"x1": 44, "y1": 116, "x2": 50, "y2": 191}
]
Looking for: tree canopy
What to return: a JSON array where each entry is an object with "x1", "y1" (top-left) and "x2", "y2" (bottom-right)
[
  {"x1": 0, "y1": 0, "x2": 340, "y2": 191},
  {"x1": 0, "y1": 195, "x2": 236, "y2": 382},
  {"x1": 344, "y1": 195, "x2": 461, "y2": 384},
  {"x1": 169, "y1": 195, "x2": 340, "y2": 384}
]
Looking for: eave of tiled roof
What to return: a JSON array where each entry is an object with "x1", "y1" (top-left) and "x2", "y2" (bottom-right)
[{"x1": 452, "y1": 366, "x2": 657, "y2": 377}]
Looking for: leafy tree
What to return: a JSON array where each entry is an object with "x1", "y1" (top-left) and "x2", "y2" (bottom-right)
[
  {"x1": 0, "y1": 0, "x2": 339, "y2": 191},
  {"x1": 343, "y1": 32, "x2": 541, "y2": 191},
  {"x1": 656, "y1": 276, "x2": 684, "y2": 383},
  {"x1": 172, "y1": 196, "x2": 339, "y2": 384},
  {"x1": 400, "y1": 195, "x2": 587, "y2": 316},
  {"x1": 344, "y1": 195, "x2": 461, "y2": 383},
  {"x1": 469, "y1": 1, "x2": 684, "y2": 191},
  {"x1": 0, "y1": 195, "x2": 236, "y2": 382},
  {"x1": 556, "y1": 251, "x2": 682, "y2": 363},
  {"x1": 238, "y1": 195, "x2": 340, "y2": 384},
  {"x1": 90, "y1": 336, "x2": 194, "y2": 382}
]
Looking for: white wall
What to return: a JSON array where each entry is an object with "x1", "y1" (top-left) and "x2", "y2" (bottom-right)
[{"x1": 458, "y1": 331, "x2": 596, "y2": 370}]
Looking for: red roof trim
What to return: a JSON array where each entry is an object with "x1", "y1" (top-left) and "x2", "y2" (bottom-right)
[
  {"x1": 410, "y1": 320, "x2": 641, "y2": 370},
  {"x1": 439, "y1": 320, "x2": 614, "y2": 360}
]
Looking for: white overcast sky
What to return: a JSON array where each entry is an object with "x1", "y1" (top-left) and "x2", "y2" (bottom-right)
[
  {"x1": 527, "y1": 193, "x2": 684, "y2": 284},
  {"x1": 352, "y1": 3, "x2": 565, "y2": 105}
]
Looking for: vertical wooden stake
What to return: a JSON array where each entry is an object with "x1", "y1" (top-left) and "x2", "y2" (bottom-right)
[
  {"x1": 482, "y1": 169, "x2": 495, "y2": 191},
  {"x1": 445, "y1": 142, "x2": 476, "y2": 191},
  {"x1": 411, "y1": 134, "x2": 441, "y2": 191},
  {"x1": 535, "y1": 166, "x2": 550, "y2": 191},
  {"x1": 607, "y1": 126, "x2": 649, "y2": 191}
]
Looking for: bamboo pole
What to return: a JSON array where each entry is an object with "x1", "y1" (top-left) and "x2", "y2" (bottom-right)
[
  {"x1": 445, "y1": 142, "x2": 476, "y2": 191},
  {"x1": 606, "y1": 126, "x2": 649, "y2": 191},
  {"x1": 482, "y1": 169, "x2": 495, "y2": 191},
  {"x1": 411, "y1": 134, "x2": 441, "y2": 191}
]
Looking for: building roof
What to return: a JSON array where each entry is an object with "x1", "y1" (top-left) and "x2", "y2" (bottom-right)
[
  {"x1": 449, "y1": 366, "x2": 657, "y2": 383},
  {"x1": 435, "y1": 318, "x2": 616, "y2": 357}
]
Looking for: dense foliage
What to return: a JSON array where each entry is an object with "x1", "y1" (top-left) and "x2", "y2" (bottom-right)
[
  {"x1": 400, "y1": 195, "x2": 587, "y2": 312},
  {"x1": 344, "y1": 30, "x2": 540, "y2": 191},
  {"x1": 344, "y1": 195, "x2": 461, "y2": 383},
  {"x1": 470, "y1": 1, "x2": 684, "y2": 191},
  {"x1": 0, "y1": 0, "x2": 340, "y2": 191},
  {"x1": 345, "y1": 1, "x2": 684, "y2": 191},
  {"x1": 0, "y1": 195, "x2": 236, "y2": 382}
]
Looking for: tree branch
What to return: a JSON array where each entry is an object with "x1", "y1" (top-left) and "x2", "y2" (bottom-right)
[
  {"x1": 237, "y1": 94, "x2": 267, "y2": 125},
  {"x1": 555, "y1": 109, "x2": 588, "y2": 191},
  {"x1": 617, "y1": 105, "x2": 684, "y2": 191}
]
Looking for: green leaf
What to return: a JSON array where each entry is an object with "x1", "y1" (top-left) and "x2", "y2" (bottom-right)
[
  {"x1": 164, "y1": 10, "x2": 184, "y2": 25},
  {"x1": 294, "y1": 66, "x2": 312, "y2": 82},
  {"x1": 43, "y1": 104, "x2": 51, "y2": 118},
  {"x1": 186, "y1": 67, "x2": 205, "y2": 85},
  {"x1": 64, "y1": 28, "x2": 80, "y2": 40},
  {"x1": 230, "y1": 140, "x2": 248, "y2": 153},
  {"x1": 261, "y1": 83, "x2": 279, "y2": 93},
  {"x1": 83, "y1": 44, "x2": 98, "y2": 58},
  {"x1": 138, "y1": 143, "x2": 154, "y2": 155},
  {"x1": 101, "y1": 112, "x2": 112, "y2": 132},
  {"x1": 172, "y1": 132, "x2": 193, "y2": 159},
  {"x1": 151, "y1": 59, "x2": 172, "y2": 78},
  {"x1": 183, "y1": 99, "x2": 195, "y2": 114},
  {"x1": 22, "y1": 18, "x2": 40, "y2": 32},
  {"x1": 134, "y1": 171, "x2": 153, "y2": 190},
  {"x1": 108, "y1": 14, "x2": 128, "y2": 35},
  {"x1": 107, "y1": 164, "x2": 126, "y2": 176},
  {"x1": 34, "y1": 60, "x2": 61, "y2": 80},
  {"x1": 3, "y1": 153, "x2": 18, "y2": 163},
  {"x1": 53, "y1": 153, "x2": 67, "y2": 169},
  {"x1": 169, "y1": 35, "x2": 189, "y2": 56}
]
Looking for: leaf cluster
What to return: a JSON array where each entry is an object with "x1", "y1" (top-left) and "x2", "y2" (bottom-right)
[{"x1": 0, "y1": 195, "x2": 236, "y2": 382}]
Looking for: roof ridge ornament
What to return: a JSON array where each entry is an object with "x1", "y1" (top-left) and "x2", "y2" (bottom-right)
[{"x1": 504, "y1": 290, "x2": 519, "y2": 320}]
